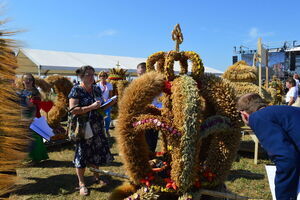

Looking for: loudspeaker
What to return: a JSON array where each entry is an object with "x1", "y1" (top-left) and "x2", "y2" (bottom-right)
[
  {"x1": 232, "y1": 56, "x2": 238, "y2": 64},
  {"x1": 290, "y1": 52, "x2": 296, "y2": 71}
]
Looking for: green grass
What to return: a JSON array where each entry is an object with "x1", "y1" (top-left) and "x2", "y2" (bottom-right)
[
  {"x1": 226, "y1": 156, "x2": 273, "y2": 199},
  {"x1": 10, "y1": 130, "x2": 273, "y2": 200}
]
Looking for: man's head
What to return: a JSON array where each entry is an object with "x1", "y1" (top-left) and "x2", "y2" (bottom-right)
[
  {"x1": 293, "y1": 73, "x2": 299, "y2": 80},
  {"x1": 136, "y1": 62, "x2": 146, "y2": 77},
  {"x1": 236, "y1": 93, "x2": 267, "y2": 124}
]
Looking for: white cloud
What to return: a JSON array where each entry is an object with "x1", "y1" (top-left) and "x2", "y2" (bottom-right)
[
  {"x1": 249, "y1": 27, "x2": 259, "y2": 38},
  {"x1": 248, "y1": 27, "x2": 274, "y2": 39},
  {"x1": 245, "y1": 27, "x2": 274, "y2": 44},
  {"x1": 97, "y1": 29, "x2": 117, "y2": 38}
]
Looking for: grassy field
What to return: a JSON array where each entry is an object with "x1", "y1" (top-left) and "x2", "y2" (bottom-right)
[{"x1": 10, "y1": 131, "x2": 273, "y2": 200}]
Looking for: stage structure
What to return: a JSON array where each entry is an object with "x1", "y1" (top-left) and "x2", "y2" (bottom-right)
[{"x1": 233, "y1": 40, "x2": 300, "y2": 80}]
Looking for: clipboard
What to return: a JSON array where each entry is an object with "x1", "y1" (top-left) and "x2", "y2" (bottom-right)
[{"x1": 100, "y1": 95, "x2": 117, "y2": 108}]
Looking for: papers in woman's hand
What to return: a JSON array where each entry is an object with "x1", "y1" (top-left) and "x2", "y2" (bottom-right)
[
  {"x1": 30, "y1": 116, "x2": 54, "y2": 141},
  {"x1": 100, "y1": 95, "x2": 117, "y2": 108}
]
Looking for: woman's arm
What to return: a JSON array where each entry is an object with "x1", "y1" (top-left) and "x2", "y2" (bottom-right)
[
  {"x1": 69, "y1": 98, "x2": 101, "y2": 115},
  {"x1": 288, "y1": 87, "x2": 297, "y2": 106},
  {"x1": 288, "y1": 97, "x2": 295, "y2": 106},
  {"x1": 109, "y1": 90, "x2": 113, "y2": 99},
  {"x1": 108, "y1": 83, "x2": 113, "y2": 99}
]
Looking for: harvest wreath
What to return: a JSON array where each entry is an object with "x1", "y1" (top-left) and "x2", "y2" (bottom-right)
[{"x1": 111, "y1": 25, "x2": 241, "y2": 200}]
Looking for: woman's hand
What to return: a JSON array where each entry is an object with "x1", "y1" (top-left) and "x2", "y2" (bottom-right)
[
  {"x1": 70, "y1": 98, "x2": 100, "y2": 115},
  {"x1": 111, "y1": 96, "x2": 118, "y2": 105},
  {"x1": 101, "y1": 97, "x2": 117, "y2": 110},
  {"x1": 90, "y1": 101, "x2": 102, "y2": 110}
]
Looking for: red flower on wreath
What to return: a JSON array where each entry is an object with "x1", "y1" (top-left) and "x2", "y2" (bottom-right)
[
  {"x1": 140, "y1": 173, "x2": 155, "y2": 187},
  {"x1": 203, "y1": 169, "x2": 216, "y2": 182},
  {"x1": 40, "y1": 101, "x2": 54, "y2": 113},
  {"x1": 163, "y1": 81, "x2": 172, "y2": 94},
  {"x1": 164, "y1": 178, "x2": 178, "y2": 190}
]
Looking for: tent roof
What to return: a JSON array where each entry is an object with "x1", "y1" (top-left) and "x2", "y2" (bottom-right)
[
  {"x1": 16, "y1": 48, "x2": 223, "y2": 75},
  {"x1": 286, "y1": 46, "x2": 300, "y2": 52}
]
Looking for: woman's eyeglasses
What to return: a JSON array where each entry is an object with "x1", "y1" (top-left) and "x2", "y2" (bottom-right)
[{"x1": 84, "y1": 73, "x2": 96, "y2": 77}]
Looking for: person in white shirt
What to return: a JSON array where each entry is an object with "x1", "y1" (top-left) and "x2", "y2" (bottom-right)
[
  {"x1": 285, "y1": 77, "x2": 297, "y2": 105},
  {"x1": 97, "y1": 71, "x2": 113, "y2": 137},
  {"x1": 293, "y1": 73, "x2": 299, "y2": 96}
]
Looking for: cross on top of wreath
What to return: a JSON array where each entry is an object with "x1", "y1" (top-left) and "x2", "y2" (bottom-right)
[
  {"x1": 172, "y1": 24, "x2": 183, "y2": 52},
  {"x1": 146, "y1": 24, "x2": 205, "y2": 81}
]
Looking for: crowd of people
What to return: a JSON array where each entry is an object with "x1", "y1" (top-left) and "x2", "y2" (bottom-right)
[
  {"x1": 18, "y1": 66, "x2": 118, "y2": 196},
  {"x1": 17, "y1": 65, "x2": 300, "y2": 198}
]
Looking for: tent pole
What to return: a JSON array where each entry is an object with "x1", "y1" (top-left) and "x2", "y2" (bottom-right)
[{"x1": 258, "y1": 38, "x2": 262, "y2": 96}]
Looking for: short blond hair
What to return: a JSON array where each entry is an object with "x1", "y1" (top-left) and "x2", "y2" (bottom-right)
[{"x1": 98, "y1": 71, "x2": 108, "y2": 78}]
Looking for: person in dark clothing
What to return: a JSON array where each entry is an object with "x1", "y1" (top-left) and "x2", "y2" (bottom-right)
[
  {"x1": 69, "y1": 65, "x2": 115, "y2": 196},
  {"x1": 137, "y1": 62, "x2": 159, "y2": 153},
  {"x1": 237, "y1": 92, "x2": 300, "y2": 200}
]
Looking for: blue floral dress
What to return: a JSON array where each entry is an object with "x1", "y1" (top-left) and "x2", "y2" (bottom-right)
[{"x1": 68, "y1": 85, "x2": 114, "y2": 168}]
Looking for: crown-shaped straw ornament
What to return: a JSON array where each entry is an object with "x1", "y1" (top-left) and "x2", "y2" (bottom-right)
[{"x1": 146, "y1": 24, "x2": 204, "y2": 81}]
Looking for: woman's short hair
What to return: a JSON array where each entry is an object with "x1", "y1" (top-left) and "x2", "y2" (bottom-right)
[
  {"x1": 286, "y1": 77, "x2": 296, "y2": 87},
  {"x1": 236, "y1": 93, "x2": 267, "y2": 115},
  {"x1": 76, "y1": 65, "x2": 95, "y2": 78},
  {"x1": 137, "y1": 62, "x2": 146, "y2": 69}
]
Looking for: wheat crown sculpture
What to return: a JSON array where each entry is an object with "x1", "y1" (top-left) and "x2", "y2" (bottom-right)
[
  {"x1": 0, "y1": 21, "x2": 30, "y2": 198},
  {"x1": 113, "y1": 24, "x2": 241, "y2": 200},
  {"x1": 222, "y1": 60, "x2": 273, "y2": 103}
]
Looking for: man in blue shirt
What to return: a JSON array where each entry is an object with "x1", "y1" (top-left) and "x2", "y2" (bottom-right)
[{"x1": 237, "y1": 93, "x2": 300, "y2": 200}]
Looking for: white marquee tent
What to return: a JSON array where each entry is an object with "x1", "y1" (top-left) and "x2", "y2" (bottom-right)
[{"x1": 16, "y1": 48, "x2": 223, "y2": 76}]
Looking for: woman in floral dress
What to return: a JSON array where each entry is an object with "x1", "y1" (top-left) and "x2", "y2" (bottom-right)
[{"x1": 68, "y1": 65, "x2": 115, "y2": 196}]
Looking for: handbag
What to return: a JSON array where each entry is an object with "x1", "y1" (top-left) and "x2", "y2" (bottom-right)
[
  {"x1": 67, "y1": 87, "x2": 99, "y2": 141},
  {"x1": 67, "y1": 105, "x2": 85, "y2": 142},
  {"x1": 67, "y1": 105, "x2": 94, "y2": 141}
]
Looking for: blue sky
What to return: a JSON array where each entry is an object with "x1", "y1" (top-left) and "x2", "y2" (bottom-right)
[{"x1": 4, "y1": 0, "x2": 300, "y2": 72}]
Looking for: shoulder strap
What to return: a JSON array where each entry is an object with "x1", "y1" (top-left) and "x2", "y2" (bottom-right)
[{"x1": 68, "y1": 105, "x2": 80, "y2": 113}]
